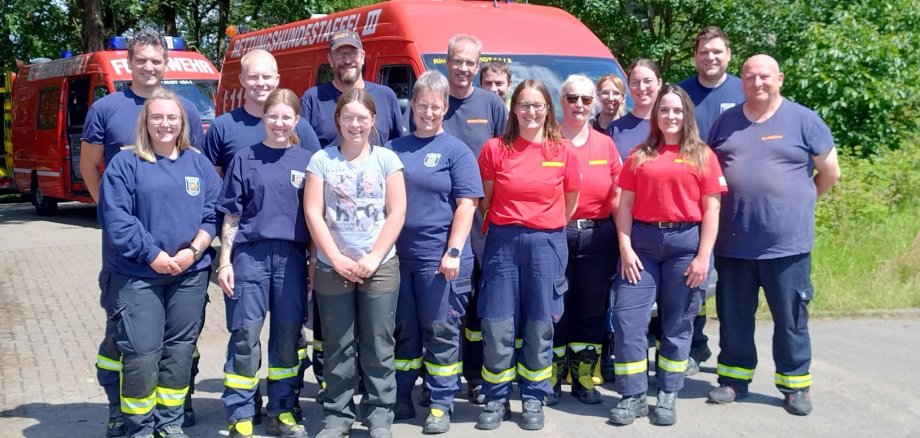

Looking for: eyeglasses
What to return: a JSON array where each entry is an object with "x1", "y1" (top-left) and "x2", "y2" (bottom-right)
[
  {"x1": 331, "y1": 50, "x2": 361, "y2": 60},
  {"x1": 340, "y1": 115, "x2": 372, "y2": 126},
  {"x1": 148, "y1": 114, "x2": 182, "y2": 125},
  {"x1": 448, "y1": 58, "x2": 478, "y2": 69},
  {"x1": 564, "y1": 94, "x2": 594, "y2": 105},
  {"x1": 264, "y1": 114, "x2": 296, "y2": 125},
  {"x1": 516, "y1": 102, "x2": 547, "y2": 112}
]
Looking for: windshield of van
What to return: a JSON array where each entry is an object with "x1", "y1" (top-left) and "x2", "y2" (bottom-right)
[
  {"x1": 115, "y1": 80, "x2": 218, "y2": 123},
  {"x1": 422, "y1": 54, "x2": 633, "y2": 115}
]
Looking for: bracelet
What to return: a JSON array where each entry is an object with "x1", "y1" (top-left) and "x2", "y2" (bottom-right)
[{"x1": 216, "y1": 264, "x2": 232, "y2": 273}]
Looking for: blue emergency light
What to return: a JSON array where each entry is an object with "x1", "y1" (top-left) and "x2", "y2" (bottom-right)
[
  {"x1": 165, "y1": 37, "x2": 187, "y2": 51},
  {"x1": 107, "y1": 36, "x2": 128, "y2": 50},
  {"x1": 60, "y1": 50, "x2": 74, "y2": 58}
]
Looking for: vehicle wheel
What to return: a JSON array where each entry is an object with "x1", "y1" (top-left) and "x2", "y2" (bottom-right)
[{"x1": 31, "y1": 175, "x2": 58, "y2": 216}]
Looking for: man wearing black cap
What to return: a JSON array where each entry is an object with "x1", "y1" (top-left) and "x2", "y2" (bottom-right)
[{"x1": 300, "y1": 30, "x2": 403, "y2": 148}]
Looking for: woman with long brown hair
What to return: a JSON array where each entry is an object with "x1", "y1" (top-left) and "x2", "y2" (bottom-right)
[{"x1": 608, "y1": 85, "x2": 726, "y2": 427}]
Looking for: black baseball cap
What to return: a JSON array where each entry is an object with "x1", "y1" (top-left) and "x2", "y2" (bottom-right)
[{"x1": 330, "y1": 30, "x2": 363, "y2": 51}]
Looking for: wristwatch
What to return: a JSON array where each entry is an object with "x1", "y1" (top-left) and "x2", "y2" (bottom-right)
[
  {"x1": 189, "y1": 245, "x2": 202, "y2": 261},
  {"x1": 446, "y1": 247, "x2": 461, "y2": 258}
]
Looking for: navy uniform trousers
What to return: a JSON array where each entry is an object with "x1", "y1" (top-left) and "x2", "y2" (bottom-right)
[
  {"x1": 395, "y1": 260, "x2": 474, "y2": 412},
  {"x1": 611, "y1": 222, "x2": 705, "y2": 396},
  {"x1": 714, "y1": 253, "x2": 813, "y2": 393},
  {"x1": 111, "y1": 268, "x2": 209, "y2": 436},
  {"x1": 553, "y1": 219, "x2": 616, "y2": 360},
  {"x1": 222, "y1": 240, "x2": 307, "y2": 422},
  {"x1": 479, "y1": 224, "x2": 567, "y2": 402}
]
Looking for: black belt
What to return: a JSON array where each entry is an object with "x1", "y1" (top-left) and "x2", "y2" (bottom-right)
[
  {"x1": 637, "y1": 220, "x2": 699, "y2": 229},
  {"x1": 566, "y1": 218, "x2": 607, "y2": 229}
]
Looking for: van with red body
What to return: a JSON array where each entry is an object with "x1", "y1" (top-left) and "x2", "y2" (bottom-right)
[
  {"x1": 217, "y1": 0, "x2": 629, "y2": 117},
  {"x1": 10, "y1": 38, "x2": 219, "y2": 214}
]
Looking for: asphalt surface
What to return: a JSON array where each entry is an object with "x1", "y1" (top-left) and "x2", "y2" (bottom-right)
[{"x1": 1, "y1": 200, "x2": 918, "y2": 437}]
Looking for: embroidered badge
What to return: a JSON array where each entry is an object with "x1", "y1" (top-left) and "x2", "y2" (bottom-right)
[
  {"x1": 291, "y1": 170, "x2": 306, "y2": 188},
  {"x1": 423, "y1": 153, "x2": 441, "y2": 168},
  {"x1": 185, "y1": 176, "x2": 200, "y2": 196}
]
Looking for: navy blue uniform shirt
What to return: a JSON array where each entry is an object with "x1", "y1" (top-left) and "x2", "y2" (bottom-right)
[
  {"x1": 99, "y1": 148, "x2": 220, "y2": 278},
  {"x1": 607, "y1": 112, "x2": 651, "y2": 159},
  {"x1": 390, "y1": 132, "x2": 483, "y2": 263},
  {"x1": 202, "y1": 107, "x2": 320, "y2": 171},
  {"x1": 82, "y1": 88, "x2": 204, "y2": 165},
  {"x1": 300, "y1": 81, "x2": 403, "y2": 148},
  {"x1": 678, "y1": 74, "x2": 745, "y2": 142},
  {"x1": 218, "y1": 143, "x2": 314, "y2": 245}
]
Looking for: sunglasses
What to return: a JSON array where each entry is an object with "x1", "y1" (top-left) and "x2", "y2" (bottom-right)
[{"x1": 565, "y1": 94, "x2": 594, "y2": 105}]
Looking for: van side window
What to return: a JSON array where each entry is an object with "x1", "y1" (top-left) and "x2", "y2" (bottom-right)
[
  {"x1": 379, "y1": 65, "x2": 415, "y2": 113},
  {"x1": 37, "y1": 87, "x2": 61, "y2": 130},
  {"x1": 94, "y1": 86, "x2": 109, "y2": 102},
  {"x1": 317, "y1": 65, "x2": 334, "y2": 85},
  {"x1": 68, "y1": 78, "x2": 91, "y2": 129}
]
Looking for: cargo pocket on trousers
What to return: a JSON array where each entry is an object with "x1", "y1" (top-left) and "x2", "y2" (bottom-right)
[
  {"x1": 793, "y1": 285, "x2": 813, "y2": 331},
  {"x1": 552, "y1": 276, "x2": 569, "y2": 323},
  {"x1": 449, "y1": 278, "x2": 473, "y2": 320}
]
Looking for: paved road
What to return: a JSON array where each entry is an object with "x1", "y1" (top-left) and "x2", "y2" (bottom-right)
[{"x1": 1, "y1": 201, "x2": 919, "y2": 437}]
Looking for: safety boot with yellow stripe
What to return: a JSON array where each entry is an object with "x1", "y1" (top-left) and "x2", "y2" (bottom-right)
[
  {"x1": 267, "y1": 412, "x2": 308, "y2": 437},
  {"x1": 229, "y1": 419, "x2": 253, "y2": 438}
]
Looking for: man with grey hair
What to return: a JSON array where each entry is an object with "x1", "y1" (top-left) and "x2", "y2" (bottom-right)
[{"x1": 80, "y1": 27, "x2": 204, "y2": 438}]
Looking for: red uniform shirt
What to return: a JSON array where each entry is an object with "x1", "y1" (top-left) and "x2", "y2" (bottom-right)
[
  {"x1": 479, "y1": 137, "x2": 582, "y2": 230},
  {"x1": 571, "y1": 129, "x2": 623, "y2": 220},
  {"x1": 618, "y1": 144, "x2": 727, "y2": 222}
]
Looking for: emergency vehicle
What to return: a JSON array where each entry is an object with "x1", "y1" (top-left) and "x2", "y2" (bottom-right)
[
  {"x1": 9, "y1": 37, "x2": 219, "y2": 215},
  {"x1": 218, "y1": 0, "x2": 629, "y2": 116},
  {"x1": 1, "y1": 72, "x2": 16, "y2": 193}
]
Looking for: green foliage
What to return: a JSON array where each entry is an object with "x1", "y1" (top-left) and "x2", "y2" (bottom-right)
[
  {"x1": 0, "y1": 0, "x2": 80, "y2": 71},
  {"x1": 778, "y1": 0, "x2": 920, "y2": 155}
]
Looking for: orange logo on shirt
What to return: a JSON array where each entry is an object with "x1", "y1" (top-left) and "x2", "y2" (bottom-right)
[
  {"x1": 761, "y1": 134, "x2": 784, "y2": 141},
  {"x1": 542, "y1": 161, "x2": 563, "y2": 167},
  {"x1": 467, "y1": 118, "x2": 488, "y2": 124}
]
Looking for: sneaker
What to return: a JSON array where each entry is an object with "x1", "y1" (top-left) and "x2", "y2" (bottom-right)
[
  {"x1": 649, "y1": 390, "x2": 677, "y2": 426},
  {"x1": 707, "y1": 385, "x2": 748, "y2": 404},
  {"x1": 418, "y1": 386, "x2": 432, "y2": 407},
  {"x1": 474, "y1": 400, "x2": 511, "y2": 430},
  {"x1": 393, "y1": 399, "x2": 416, "y2": 421},
  {"x1": 466, "y1": 379, "x2": 485, "y2": 405},
  {"x1": 369, "y1": 428, "x2": 392, "y2": 438},
  {"x1": 315, "y1": 427, "x2": 348, "y2": 438},
  {"x1": 229, "y1": 419, "x2": 254, "y2": 438},
  {"x1": 422, "y1": 408, "x2": 450, "y2": 434},
  {"x1": 520, "y1": 399, "x2": 545, "y2": 431},
  {"x1": 106, "y1": 404, "x2": 126, "y2": 437},
  {"x1": 784, "y1": 391, "x2": 812, "y2": 416},
  {"x1": 266, "y1": 412, "x2": 308, "y2": 437},
  {"x1": 608, "y1": 394, "x2": 648, "y2": 425},
  {"x1": 158, "y1": 424, "x2": 188, "y2": 438}
]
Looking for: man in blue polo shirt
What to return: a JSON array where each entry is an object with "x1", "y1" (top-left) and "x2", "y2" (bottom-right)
[
  {"x1": 677, "y1": 26, "x2": 745, "y2": 376},
  {"x1": 706, "y1": 54, "x2": 841, "y2": 417},
  {"x1": 203, "y1": 49, "x2": 320, "y2": 176},
  {"x1": 299, "y1": 30, "x2": 403, "y2": 148},
  {"x1": 80, "y1": 28, "x2": 205, "y2": 437}
]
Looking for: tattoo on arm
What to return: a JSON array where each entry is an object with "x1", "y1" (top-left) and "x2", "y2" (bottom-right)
[{"x1": 221, "y1": 216, "x2": 240, "y2": 261}]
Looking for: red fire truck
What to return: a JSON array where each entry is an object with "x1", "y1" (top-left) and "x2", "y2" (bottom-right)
[
  {"x1": 217, "y1": 0, "x2": 629, "y2": 117},
  {"x1": 9, "y1": 37, "x2": 219, "y2": 215}
]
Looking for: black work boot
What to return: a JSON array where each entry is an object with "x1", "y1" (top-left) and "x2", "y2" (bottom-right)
[
  {"x1": 266, "y1": 412, "x2": 308, "y2": 437},
  {"x1": 181, "y1": 394, "x2": 195, "y2": 427},
  {"x1": 570, "y1": 346, "x2": 602, "y2": 404},
  {"x1": 253, "y1": 390, "x2": 264, "y2": 425},
  {"x1": 466, "y1": 378, "x2": 485, "y2": 405},
  {"x1": 600, "y1": 333, "x2": 616, "y2": 383},
  {"x1": 608, "y1": 394, "x2": 649, "y2": 425},
  {"x1": 158, "y1": 424, "x2": 188, "y2": 438},
  {"x1": 650, "y1": 390, "x2": 677, "y2": 426},
  {"x1": 546, "y1": 351, "x2": 568, "y2": 406},
  {"x1": 475, "y1": 400, "x2": 511, "y2": 430},
  {"x1": 106, "y1": 404, "x2": 126, "y2": 437},
  {"x1": 393, "y1": 399, "x2": 416, "y2": 421},
  {"x1": 520, "y1": 399, "x2": 545, "y2": 430}
]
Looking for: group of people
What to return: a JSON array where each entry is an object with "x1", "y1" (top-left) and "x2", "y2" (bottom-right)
[{"x1": 83, "y1": 24, "x2": 840, "y2": 438}]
